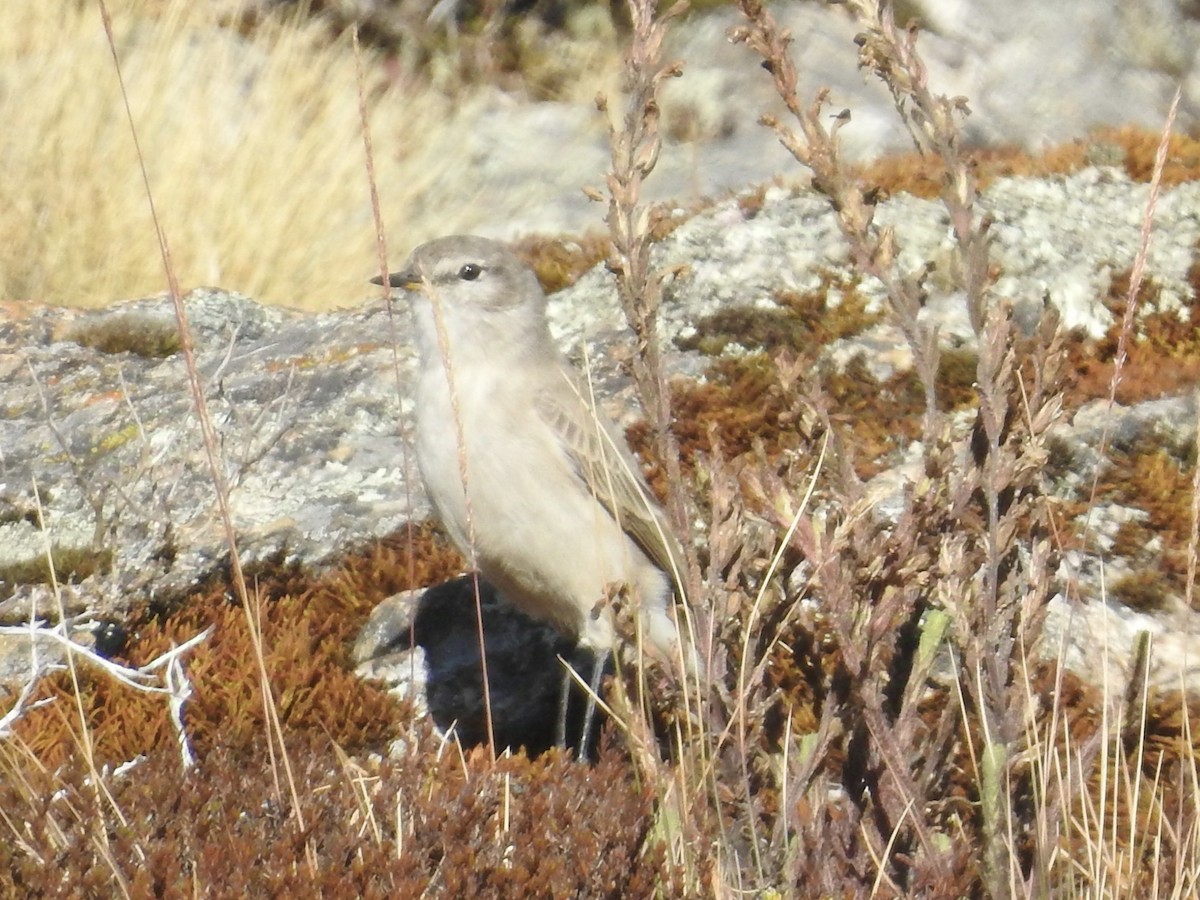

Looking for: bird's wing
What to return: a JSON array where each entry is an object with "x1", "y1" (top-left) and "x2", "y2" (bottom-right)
[{"x1": 534, "y1": 371, "x2": 687, "y2": 594}]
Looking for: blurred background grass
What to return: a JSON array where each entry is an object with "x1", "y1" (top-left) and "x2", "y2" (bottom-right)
[{"x1": 0, "y1": 0, "x2": 583, "y2": 310}]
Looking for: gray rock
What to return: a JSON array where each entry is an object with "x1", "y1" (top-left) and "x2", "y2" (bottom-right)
[
  {"x1": 5, "y1": 169, "x2": 1200, "y2": 739},
  {"x1": 1, "y1": 291, "x2": 419, "y2": 621}
]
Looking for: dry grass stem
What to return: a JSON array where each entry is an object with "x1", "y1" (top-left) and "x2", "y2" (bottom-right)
[{"x1": 96, "y1": 0, "x2": 314, "y2": 865}]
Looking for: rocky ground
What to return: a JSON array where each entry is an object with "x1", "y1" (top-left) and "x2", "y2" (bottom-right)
[
  {"x1": 4, "y1": 2, "x2": 1200, "y2": 893},
  {"x1": 5, "y1": 164, "x2": 1200, "y2": 732}
]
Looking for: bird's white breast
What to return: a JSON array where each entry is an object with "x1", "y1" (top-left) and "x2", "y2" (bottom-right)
[{"x1": 412, "y1": 343, "x2": 671, "y2": 651}]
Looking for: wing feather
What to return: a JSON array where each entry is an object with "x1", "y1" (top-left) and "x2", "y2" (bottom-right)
[{"x1": 534, "y1": 370, "x2": 687, "y2": 594}]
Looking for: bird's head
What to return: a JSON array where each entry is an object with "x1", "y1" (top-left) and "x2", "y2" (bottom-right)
[{"x1": 372, "y1": 235, "x2": 551, "y2": 360}]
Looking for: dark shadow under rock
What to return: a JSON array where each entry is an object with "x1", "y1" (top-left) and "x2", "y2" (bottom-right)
[{"x1": 354, "y1": 575, "x2": 610, "y2": 758}]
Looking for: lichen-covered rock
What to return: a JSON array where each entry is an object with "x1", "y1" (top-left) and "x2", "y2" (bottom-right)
[
  {"x1": 5, "y1": 170, "x2": 1200, "y2": 722},
  {"x1": 1, "y1": 290, "x2": 419, "y2": 620}
]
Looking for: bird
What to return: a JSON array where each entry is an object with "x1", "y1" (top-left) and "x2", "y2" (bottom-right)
[{"x1": 372, "y1": 235, "x2": 691, "y2": 744}]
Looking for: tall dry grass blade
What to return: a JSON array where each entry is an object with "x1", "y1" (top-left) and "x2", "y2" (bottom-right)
[
  {"x1": 1083, "y1": 86, "x2": 1182, "y2": 525},
  {"x1": 351, "y1": 27, "x2": 492, "y2": 758},
  {"x1": 95, "y1": 0, "x2": 313, "y2": 869}
]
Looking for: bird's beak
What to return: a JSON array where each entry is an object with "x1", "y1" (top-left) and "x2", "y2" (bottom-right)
[{"x1": 370, "y1": 269, "x2": 422, "y2": 290}]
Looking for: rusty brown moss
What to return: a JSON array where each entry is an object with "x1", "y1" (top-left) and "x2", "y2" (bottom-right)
[
  {"x1": 5, "y1": 524, "x2": 464, "y2": 771},
  {"x1": 0, "y1": 545, "x2": 115, "y2": 602},
  {"x1": 641, "y1": 345, "x2": 980, "y2": 489},
  {"x1": 1090, "y1": 438, "x2": 1194, "y2": 608},
  {"x1": 678, "y1": 272, "x2": 880, "y2": 358},
  {"x1": 855, "y1": 126, "x2": 1200, "y2": 201},
  {"x1": 1065, "y1": 261, "x2": 1200, "y2": 407},
  {"x1": 1110, "y1": 569, "x2": 1174, "y2": 613},
  {"x1": 513, "y1": 232, "x2": 613, "y2": 294},
  {"x1": 65, "y1": 312, "x2": 181, "y2": 358}
]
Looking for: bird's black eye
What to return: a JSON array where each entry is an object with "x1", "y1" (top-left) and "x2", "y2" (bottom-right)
[{"x1": 458, "y1": 263, "x2": 483, "y2": 281}]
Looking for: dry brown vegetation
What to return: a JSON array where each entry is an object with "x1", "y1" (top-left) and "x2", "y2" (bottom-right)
[
  {"x1": 5, "y1": 0, "x2": 1200, "y2": 897},
  {"x1": 855, "y1": 126, "x2": 1200, "y2": 201}
]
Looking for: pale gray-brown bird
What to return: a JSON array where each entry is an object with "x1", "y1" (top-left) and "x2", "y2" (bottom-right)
[{"x1": 373, "y1": 236, "x2": 690, "y2": 730}]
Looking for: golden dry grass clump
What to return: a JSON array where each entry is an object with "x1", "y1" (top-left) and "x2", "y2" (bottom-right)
[{"x1": 0, "y1": 0, "x2": 492, "y2": 310}]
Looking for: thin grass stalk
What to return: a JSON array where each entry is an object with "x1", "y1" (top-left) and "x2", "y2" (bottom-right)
[
  {"x1": 353, "y1": 27, "x2": 496, "y2": 760},
  {"x1": 96, "y1": 0, "x2": 314, "y2": 873}
]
